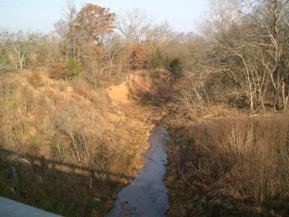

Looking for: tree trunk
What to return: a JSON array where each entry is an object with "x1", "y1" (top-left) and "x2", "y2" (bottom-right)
[
  {"x1": 281, "y1": 81, "x2": 289, "y2": 111},
  {"x1": 250, "y1": 92, "x2": 254, "y2": 114},
  {"x1": 274, "y1": 70, "x2": 281, "y2": 111}
]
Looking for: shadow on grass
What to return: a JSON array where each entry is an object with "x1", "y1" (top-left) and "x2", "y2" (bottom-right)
[{"x1": 0, "y1": 148, "x2": 133, "y2": 217}]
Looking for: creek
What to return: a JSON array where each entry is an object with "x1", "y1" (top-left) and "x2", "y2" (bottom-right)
[{"x1": 106, "y1": 126, "x2": 169, "y2": 217}]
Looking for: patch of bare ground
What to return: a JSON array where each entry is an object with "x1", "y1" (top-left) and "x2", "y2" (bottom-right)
[
  {"x1": 164, "y1": 111, "x2": 289, "y2": 217},
  {"x1": 0, "y1": 68, "x2": 162, "y2": 217}
]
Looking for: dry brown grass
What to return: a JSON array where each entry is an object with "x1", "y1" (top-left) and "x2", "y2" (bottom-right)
[
  {"x1": 0, "y1": 68, "x2": 154, "y2": 216},
  {"x1": 166, "y1": 114, "x2": 289, "y2": 217}
]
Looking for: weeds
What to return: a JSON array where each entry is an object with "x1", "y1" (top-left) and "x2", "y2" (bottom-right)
[
  {"x1": 0, "y1": 69, "x2": 152, "y2": 216},
  {"x1": 166, "y1": 115, "x2": 289, "y2": 217}
]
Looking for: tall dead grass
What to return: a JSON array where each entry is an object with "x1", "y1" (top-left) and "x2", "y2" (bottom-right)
[
  {"x1": 0, "y1": 69, "x2": 151, "y2": 216},
  {"x1": 166, "y1": 114, "x2": 289, "y2": 217}
]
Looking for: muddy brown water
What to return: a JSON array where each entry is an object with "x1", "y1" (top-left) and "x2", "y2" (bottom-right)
[{"x1": 106, "y1": 126, "x2": 169, "y2": 217}]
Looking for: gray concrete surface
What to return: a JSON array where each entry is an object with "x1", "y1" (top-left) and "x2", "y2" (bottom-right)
[{"x1": 0, "y1": 197, "x2": 62, "y2": 217}]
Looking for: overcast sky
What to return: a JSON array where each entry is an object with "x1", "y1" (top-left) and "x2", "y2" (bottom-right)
[{"x1": 0, "y1": 0, "x2": 209, "y2": 33}]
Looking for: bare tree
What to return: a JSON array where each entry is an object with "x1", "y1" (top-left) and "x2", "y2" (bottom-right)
[
  {"x1": 116, "y1": 9, "x2": 152, "y2": 43},
  {"x1": 240, "y1": 0, "x2": 289, "y2": 110},
  {"x1": 5, "y1": 31, "x2": 37, "y2": 70},
  {"x1": 201, "y1": 0, "x2": 289, "y2": 112}
]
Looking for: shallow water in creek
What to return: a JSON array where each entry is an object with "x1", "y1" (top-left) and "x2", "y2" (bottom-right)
[{"x1": 106, "y1": 126, "x2": 169, "y2": 217}]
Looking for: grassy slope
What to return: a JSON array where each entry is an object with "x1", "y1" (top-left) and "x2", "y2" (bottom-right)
[
  {"x1": 164, "y1": 112, "x2": 289, "y2": 217},
  {"x1": 0, "y1": 68, "x2": 157, "y2": 217}
]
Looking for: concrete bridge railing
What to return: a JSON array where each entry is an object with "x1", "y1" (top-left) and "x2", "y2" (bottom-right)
[{"x1": 0, "y1": 197, "x2": 62, "y2": 217}]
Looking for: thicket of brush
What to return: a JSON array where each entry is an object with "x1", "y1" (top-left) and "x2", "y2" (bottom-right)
[{"x1": 166, "y1": 115, "x2": 289, "y2": 217}]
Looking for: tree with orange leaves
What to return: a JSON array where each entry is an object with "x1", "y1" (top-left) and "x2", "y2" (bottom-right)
[
  {"x1": 129, "y1": 43, "x2": 150, "y2": 69},
  {"x1": 55, "y1": 3, "x2": 115, "y2": 61},
  {"x1": 75, "y1": 4, "x2": 115, "y2": 43}
]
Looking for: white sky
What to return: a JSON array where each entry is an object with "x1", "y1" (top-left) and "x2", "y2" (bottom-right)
[{"x1": 0, "y1": 0, "x2": 209, "y2": 33}]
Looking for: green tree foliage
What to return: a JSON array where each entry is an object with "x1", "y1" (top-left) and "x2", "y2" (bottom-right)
[
  {"x1": 153, "y1": 48, "x2": 165, "y2": 68},
  {"x1": 0, "y1": 48, "x2": 9, "y2": 65},
  {"x1": 66, "y1": 58, "x2": 81, "y2": 78}
]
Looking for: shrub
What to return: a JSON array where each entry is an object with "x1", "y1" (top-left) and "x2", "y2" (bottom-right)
[
  {"x1": 167, "y1": 115, "x2": 289, "y2": 217},
  {"x1": 49, "y1": 63, "x2": 67, "y2": 80},
  {"x1": 50, "y1": 59, "x2": 81, "y2": 80},
  {"x1": 0, "y1": 48, "x2": 9, "y2": 65},
  {"x1": 66, "y1": 58, "x2": 81, "y2": 78},
  {"x1": 169, "y1": 58, "x2": 181, "y2": 72},
  {"x1": 129, "y1": 43, "x2": 150, "y2": 69},
  {"x1": 150, "y1": 48, "x2": 165, "y2": 68}
]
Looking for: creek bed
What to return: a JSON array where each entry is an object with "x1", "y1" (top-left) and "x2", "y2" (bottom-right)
[{"x1": 106, "y1": 126, "x2": 169, "y2": 217}]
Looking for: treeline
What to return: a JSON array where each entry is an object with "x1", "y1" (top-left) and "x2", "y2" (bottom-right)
[
  {"x1": 1, "y1": 0, "x2": 289, "y2": 113},
  {"x1": 203, "y1": 0, "x2": 289, "y2": 113},
  {"x1": 172, "y1": 0, "x2": 289, "y2": 114},
  {"x1": 0, "y1": 4, "x2": 184, "y2": 87}
]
